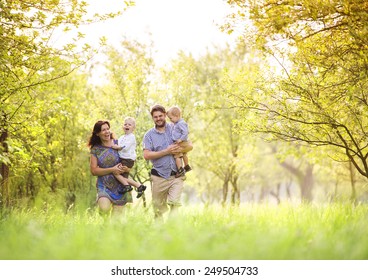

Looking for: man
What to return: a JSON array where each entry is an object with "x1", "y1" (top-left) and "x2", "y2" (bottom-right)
[{"x1": 143, "y1": 104, "x2": 193, "y2": 219}]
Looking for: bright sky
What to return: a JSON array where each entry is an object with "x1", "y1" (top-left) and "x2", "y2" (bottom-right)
[{"x1": 85, "y1": 0, "x2": 236, "y2": 66}]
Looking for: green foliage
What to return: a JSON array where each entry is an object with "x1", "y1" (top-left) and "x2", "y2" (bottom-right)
[
  {"x1": 0, "y1": 0, "x2": 130, "y2": 207},
  {"x1": 1, "y1": 204, "x2": 367, "y2": 259},
  {"x1": 155, "y1": 46, "x2": 262, "y2": 204},
  {"x1": 224, "y1": 0, "x2": 368, "y2": 179},
  {"x1": 95, "y1": 37, "x2": 156, "y2": 186},
  {"x1": 2, "y1": 0, "x2": 366, "y2": 209},
  {"x1": 6, "y1": 70, "x2": 93, "y2": 206}
]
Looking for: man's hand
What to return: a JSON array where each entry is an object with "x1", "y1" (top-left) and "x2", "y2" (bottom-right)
[{"x1": 167, "y1": 143, "x2": 181, "y2": 154}]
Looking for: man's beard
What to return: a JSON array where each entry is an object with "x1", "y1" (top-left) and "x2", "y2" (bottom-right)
[{"x1": 155, "y1": 120, "x2": 166, "y2": 128}]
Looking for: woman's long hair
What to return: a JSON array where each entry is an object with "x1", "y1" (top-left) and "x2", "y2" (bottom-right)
[{"x1": 88, "y1": 120, "x2": 111, "y2": 148}]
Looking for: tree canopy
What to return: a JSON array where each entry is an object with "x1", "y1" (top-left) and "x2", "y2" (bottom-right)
[
  {"x1": 1, "y1": 0, "x2": 366, "y2": 209},
  {"x1": 0, "y1": 0, "x2": 127, "y2": 206},
  {"x1": 224, "y1": 0, "x2": 368, "y2": 179}
]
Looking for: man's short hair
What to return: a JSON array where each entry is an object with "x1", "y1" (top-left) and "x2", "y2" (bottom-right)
[{"x1": 150, "y1": 104, "x2": 166, "y2": 116}]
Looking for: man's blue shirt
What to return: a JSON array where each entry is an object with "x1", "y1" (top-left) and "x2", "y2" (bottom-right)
[{"x1": 143, "y1": 123, "x2": 177, "y2": 179}]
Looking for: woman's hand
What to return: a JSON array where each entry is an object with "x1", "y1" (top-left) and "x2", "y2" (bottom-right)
[
  {"x1": 112, "y1": 163, "x2": 130, "y2": 175},
  {"x1": 120, "y1": 164, "x2": 130, "y2": 173},
  {"x1": 90, "y1": 155, "x2": 131, "y2": 176},
  {"x1": 112, "y1": 163, "x2": 123, "y2": 175}
]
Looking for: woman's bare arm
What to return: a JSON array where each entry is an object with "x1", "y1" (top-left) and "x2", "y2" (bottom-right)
[{"x1": 90, "y1": 155, "x2": 128, "y2": 176}]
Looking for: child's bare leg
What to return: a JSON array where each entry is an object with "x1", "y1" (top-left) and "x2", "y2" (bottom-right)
[
  {"x1": 127, "y1": 178, "x2": 140, "y2": 188},
  {"x1": 127, "y1": 179, "x2": 147, "y2": 199},
  {"x1": 174, "y1": 156, "x2": 185, "y2": 178},
  {"x1": 114, "y1": 174, "x2": 133, "y2": 194},
  {"x1": 114, "y1": 174, "x2": 129, "y2": 185},
  {"x1": 183, "y1": 154, "x2": 192, "y2": 172},
  {"x1": 183, "y1": 154, "x2": 189, "y2": 166},
  {"x1": 175, "y1": 157, "x2": 183, "y2": 169}
]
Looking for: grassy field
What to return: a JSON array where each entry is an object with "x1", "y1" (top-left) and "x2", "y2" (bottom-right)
[{"x1": 0, "y1": 203, "x2": 367, "y2": 260}]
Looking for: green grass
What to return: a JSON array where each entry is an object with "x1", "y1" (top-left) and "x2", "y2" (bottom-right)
[{"x1": 0, "y1": 203, "x2": 367, "y2": 260}]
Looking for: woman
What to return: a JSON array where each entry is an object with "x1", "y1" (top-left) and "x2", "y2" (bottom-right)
[{"x1": 88, "y1": 120, "x2": 132, "y2": 215}]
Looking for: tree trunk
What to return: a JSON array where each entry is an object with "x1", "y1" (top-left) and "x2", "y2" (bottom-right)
[
  {"x1": 300, "y1": 164, "x2": 314, "y2": 202},
  {"x1": 285, "y1": 178, "x2": 292, "y2": 201},
  {"x1": 349, "y1": 161, "x2": 356, "y2": 202},
  {"x1": 231, "y1": 175, "x2": 240, "y2": 205},
  {"x1": 0, "y1": 129, "x2": 10, "y2": 208},
  {"x1": 259, "y1": 185, "x2": 267, "y2": 203},
  {"x1": 221, "y1": 174, "x2": 230, "y2": 206},
  {"x1": 280, "y1": 161, "x2": 314, "y2": 203},
  {"x1": 270, "y1": 183, "x2": 281, "y2": 204}
]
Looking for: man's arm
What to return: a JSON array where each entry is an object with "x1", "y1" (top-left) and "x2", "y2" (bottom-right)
[
  {"x1": 143, "y1": 148, "x2": 170, "y2": 160},
  {"x1": 143, "y1": 143, "x2": 183, "y2": 160}
]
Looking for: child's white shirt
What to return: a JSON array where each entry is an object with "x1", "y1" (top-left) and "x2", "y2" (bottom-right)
[{"x1": 117, "y1": 133, "x2": 137, "y2": 160}]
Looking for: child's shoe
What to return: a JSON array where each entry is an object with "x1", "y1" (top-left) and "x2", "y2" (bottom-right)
[
  {"x1": 175, "y1": 167, "x2": 185, "y2": 178},
  {"x1": 184, "y1": 165, "x2": 192, "y2": 172},
  {"x1": 117, "y1": 185, "x2": 133, "y2": 194},
  {"x1": 136, "y1": 185, "x2": 147, "y2": 198}
]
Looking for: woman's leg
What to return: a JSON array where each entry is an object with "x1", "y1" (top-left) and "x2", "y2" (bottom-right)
[
  {"x1": 112, "y1": 204, "x2": 124, "y2": 215},
  {"x1": 97, "y1": 197, "x2": 112, "y2": 216}
]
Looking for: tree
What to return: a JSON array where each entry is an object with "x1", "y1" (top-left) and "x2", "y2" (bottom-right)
[
  {"x1": 0, "y1": 0, "x2": 127, "y2": 207},
  {"x1": 96, "y1": 37, "x2": 155, "y2": 206},
  {"x1": 156, "y1": 46, "x2": 256, "y2": 205},
  {"x1": 9, "y1": 69, "x2": 93, "y2": 209},
  {"x1": 272, "y1": 145, "x2": 314, "y2": 202},
  {"x1": 224, "y1": 0, "x2": 368, "y2": 181}
]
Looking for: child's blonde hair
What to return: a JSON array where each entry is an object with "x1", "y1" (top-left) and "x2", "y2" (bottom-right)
[
  {"x1": 167, "y1": 106, "x2": 181, "y2": 118},
  {"x1": 124, "y1": 116, "x2": 136, "y2": 127}
]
